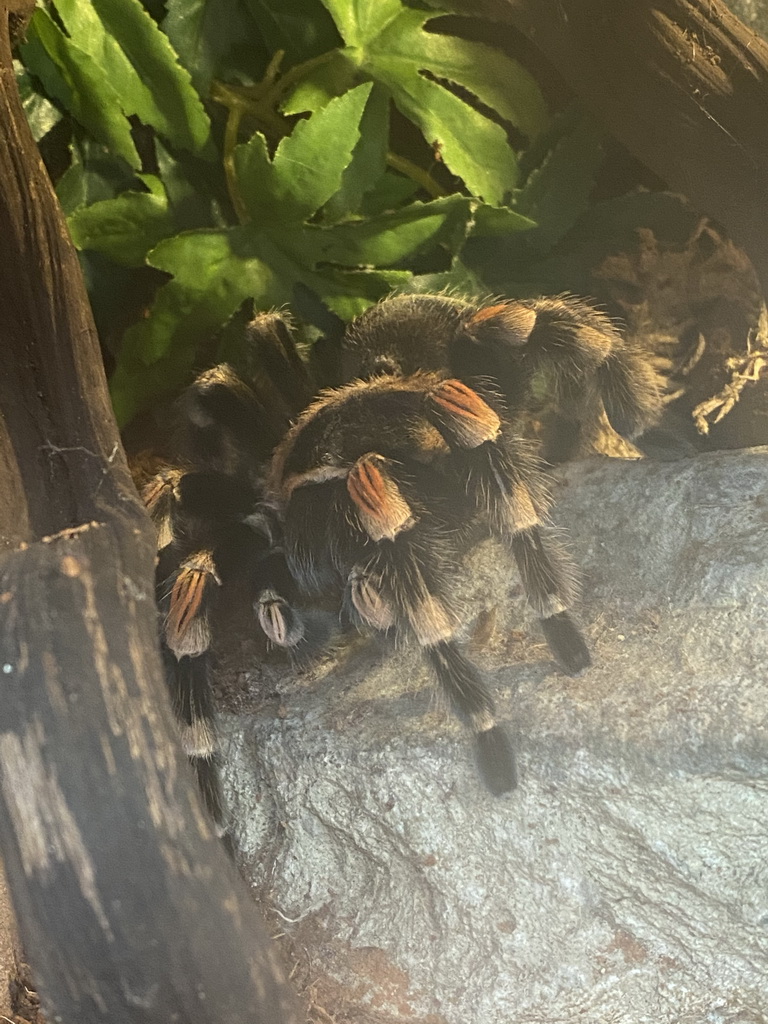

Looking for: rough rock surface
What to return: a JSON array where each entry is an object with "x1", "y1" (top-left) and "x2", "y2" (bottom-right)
[{"x1": 221, "y1": 448, "x2": 768, "y2": 1024}]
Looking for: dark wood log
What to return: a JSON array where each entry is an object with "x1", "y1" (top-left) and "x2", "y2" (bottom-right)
[
  {"x1": 0, "y1": 4, "x2": 301, "y2": 1021},
  {"x1": 452, "y1": 0, "x2": 768, "y2": 297}
]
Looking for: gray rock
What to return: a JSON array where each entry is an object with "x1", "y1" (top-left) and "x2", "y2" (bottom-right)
[
  {"x1": 222, "y1": 448, "x2": 768, "y2": 1024},
  {"x1": 727, "y1": 0, "x2": 768, "y2": 41}
]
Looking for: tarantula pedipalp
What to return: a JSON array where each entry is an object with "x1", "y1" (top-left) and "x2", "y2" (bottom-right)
[{"x1": 142, "y1": 292, "x2": 666, "y2": 827}]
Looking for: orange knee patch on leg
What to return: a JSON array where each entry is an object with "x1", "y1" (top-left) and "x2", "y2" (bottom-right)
[
  {"x1": 430, "y1": 379, "x2": 501, "y2": 447},
  {"x1": 347, "y1": 455, "x2": 415, "y2": 541},
  {"x1": 166, "y1": 552, "x2": 219, "y2": 657},
  {"x1": 468, "y1": 302, "x2": 537, "y2": 345}
]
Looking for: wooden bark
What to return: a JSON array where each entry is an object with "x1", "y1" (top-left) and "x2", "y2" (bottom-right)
[
  {"x1": 453, "y1": 0, "x2": 768, "y2": 297},
  {"x1": 0, "y1": 4, "x2": 301, "y2": 1021}
]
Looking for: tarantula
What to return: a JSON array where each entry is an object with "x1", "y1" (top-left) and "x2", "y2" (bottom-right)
[{"x1": 141, "y1": 293, "x2": 665, "y2": 828}]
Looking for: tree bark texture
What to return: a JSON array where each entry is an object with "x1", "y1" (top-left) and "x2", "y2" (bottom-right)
[
  {"x1": 0, "y1": 5, "x2": 300, "y2": 1021},
  {"x1": 454, "y1": 0, "x2": 768, "y2": 298}
]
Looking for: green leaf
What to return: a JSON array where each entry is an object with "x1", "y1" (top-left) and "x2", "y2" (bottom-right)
[
  {"x1": 359, "y1": 170, "x2": 419, "y2": 216},
  {"x1": 471, "y1": 203, "x2": 536, "y2": 236},
  {"x1": 281, "y1": 51, "x2": 356, "y2": 114},
  {"x1": 14, "y1": 61, "x2": 62, "y2": 141},
  {"x1": 155, "y1": 140, "x2": 229, "y2": 231},
  {"x1": 389, "y1": 72, "x2": 518, "y2": 204},
  {"x1": 319, "y1": 268, "x2": 411, "y2": 320},
  {"x1": 19, "y1": 9, "x2": 140, "y2": 167},
  {"x1": 409, "y1": 25, "x2": 547, "y2": 143},
  {"x1": 243, "y1": 0, "x2": 342, "y2": 62},
  {"x1": 56, "y1": 138, "x2": 136, "y2": 215},
  {"x1": 512, "y1": 107, "x2": 605, "y2": 252},
  {"x1": 322, "y1": 83, "x2": 389, "y2": 222},
  {"x1": 322, "y1": 0, "x2": 402, "y2": 47},
  {"x1": 164, "y1": 0, "x2": 261, "y2": 96},
  {"x1": 306, "y1": 195, "x2": 472, "y2": 265},
  {"x1": 54, "y1": 0, "x2": 211, "y2": 155},
  {"x1": 319, "y1": 0, "x2": 546, "y2": 202},
  {"x1": 405, "y1": 260, "x2": 485, "y2": 297},
  {"x1": 235, "y1": 82, "x2": 373, "y2": 224},
  {"x1": 109, "y1": 227, "x2": 285, "y2": 423},
  {"x1": 68, "y1": 178, "x2": 175, "y2": 267}
]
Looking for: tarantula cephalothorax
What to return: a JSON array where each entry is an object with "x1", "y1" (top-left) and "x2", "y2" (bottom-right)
[{"x1": 142, "y1": 292, "x2": 665, "y2": 827}]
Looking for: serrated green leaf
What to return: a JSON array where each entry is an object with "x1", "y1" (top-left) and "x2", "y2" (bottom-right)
[
  {"x1": 53, "y1": 0, "x2": 211, "y2": 155},
  {"x1": 405, "y1": 260, "x2": 484, "y2": 297},
  {"x1": 56, "y1": 138, "x2": 136, "y2": 215},
  {"x1": 109, "y1": 228, "x2": 287, "y2": 423},
  {"x1": 306, "y1": 195, "x2": 471, "y2": 265},
  {"x1": 411, "y1": 28, "x2": 547, "y2": 143},
  {"x1": 322, "y1": 0, "x2": 402, "y2": 48},
  {"x1": 14, "y1": 62, "x2": 62, "y2": 141},
  {"x1": 323, "y1": 83, "x2": 389, "y2": 222},
  {"x1": 235, "y1": 82, "x2": 372, "y2": 224},
  {"x1": 319, "y1": 0, "x2": 524, "y2": 202},
  {"x1": 281, "y1": 51, "x2": 356, "y2": 114},
  {"x1": 155, "y1": 140, "x2": 229, "y2": 231},
  {"x1": 19, "y1": 9, "x2": 140, "y2": 167},
  {"x1": 512, "y1": 108, "x2": 605, "y2": 252},
  {"x1": 391, "y1": 73, "x2": 518, "y2": 204},
  {"x1": 139, "y1": 228, "x2": 287, "y2": 363},
  {"x1": 68, "y1": 182, "x2": 175, "y2": 267},
  {"x1": 472, "y1": 203, "x2": 536, "y2": 236},
  {"x1": 319, "y1": 268, "x2": 410, "y2": 319}
]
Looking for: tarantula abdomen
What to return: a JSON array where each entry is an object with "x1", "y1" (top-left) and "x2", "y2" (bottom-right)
[{"x1": 343, "y1": 292, "x2": 665, "y2": 461}]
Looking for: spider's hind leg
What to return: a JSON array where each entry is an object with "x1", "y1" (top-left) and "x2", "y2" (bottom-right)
[{"x1": 457, "y1": 296, "x2": 666, "y2": 459}]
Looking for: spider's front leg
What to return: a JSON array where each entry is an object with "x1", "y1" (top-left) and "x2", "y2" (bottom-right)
[
  {"x1": 427, "y1": 378, "x2": 591, "y2": 676},
  {"x1": 343, "y1": 453, "x2": 518, "y2": 795}
]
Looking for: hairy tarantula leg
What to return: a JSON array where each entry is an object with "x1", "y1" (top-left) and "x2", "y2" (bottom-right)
[
  {"x1": 510, "y1": 529, "x2": 591, "y2": 675},
  {"x1": 164, "y1": 550, "x2": 220, "y2": 658},
  {"x1": 496, "y1": 474, "x2": 590, "y2": 677},
  {"x1": 385, "y1": 566, "x2": 517, "y2": 793},
  {"x1": 244, "y1": 311, "x2": 315, "y2": 414},
  {"x1": 256, "y1": 571, "x2": 306, "y2": 647},
  {"x1": 162, "y1": 647, "x2": 227, "y2": 832},
  {"x1": 353, "y1": 550, "x2": 517, "y2": 794},
  {"x1": 179, "y1": 363, "x2": 286, "y2": 471},
  {"x1": 347, "y1": 453, "x2": 416, "y2": 540},
  {"x1": 424, "y1": 385, "x2": 590, "y2": 675},
  {"x1": 142, "y1": 467, "x2": 183, "y2": 550},
  {"x1": 256, "y1": 588, "x2": 306, "y2": 647},
  {"x1": 428, "y1": 378, "x2": 502, "y2": 447},
  {"x1": 426, "y1": 642, "x2": 517, "y2": 795},
  {"x1": 347, "y1": 567, "x2": 396, "y2": 631},
  {"x1": 343, "y1": 459, "x2": 517, "y2": 793},
  {"x1": 461, "y1": 296, "x2": 665, "y2": 443}
]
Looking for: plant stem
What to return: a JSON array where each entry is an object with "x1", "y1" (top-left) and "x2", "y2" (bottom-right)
[
  {"x1": 386, "y1": 153, "x2": 448, "y2": 198},
  {"x1": 223, "y1": 103, "x2": 248, "y2": 224},
  {"x1": 258, "y1": 49, "x2": 342, "y2": 110}
]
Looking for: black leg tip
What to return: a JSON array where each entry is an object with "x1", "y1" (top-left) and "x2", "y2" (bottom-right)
[
  {"x1": 541, "y1": 612, "x2": 591, "y2": 676},
  {"x1": 475, "y1": 725, "x2": 517, "y2": 795},
  {"x1": 193, "y1": 756, "x2": 228, "y2": 830}
]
